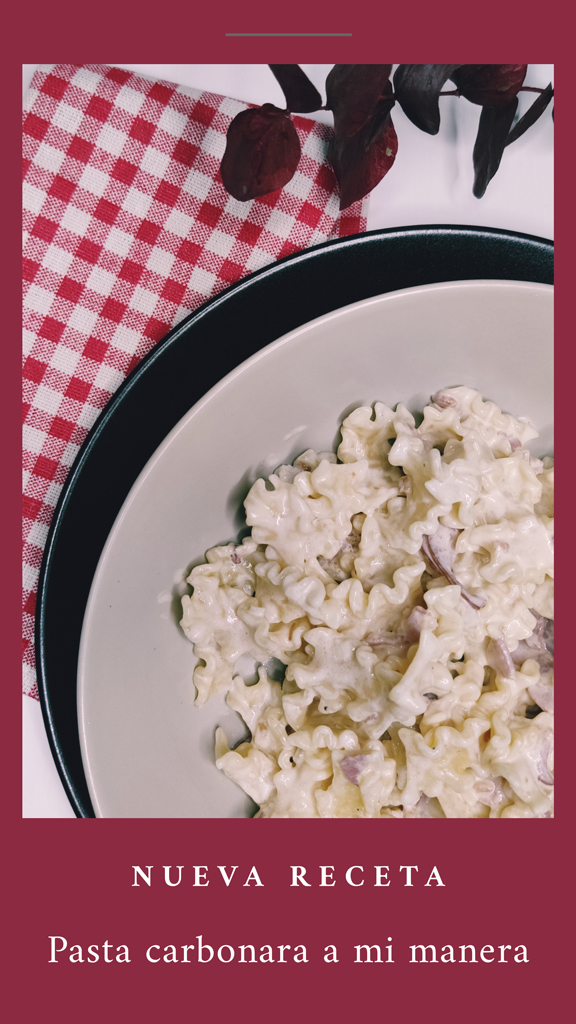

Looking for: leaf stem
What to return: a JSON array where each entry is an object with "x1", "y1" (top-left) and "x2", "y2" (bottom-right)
[{"x1": 519, "y1": 86, "x2": 547, "y2": 93}]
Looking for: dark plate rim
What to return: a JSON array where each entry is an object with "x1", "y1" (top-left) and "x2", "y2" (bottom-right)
[{"x1": 34, "y1": 224, "x2": 554, "y2": 818}]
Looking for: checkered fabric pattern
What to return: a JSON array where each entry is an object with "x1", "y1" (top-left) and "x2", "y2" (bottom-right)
[{"x1": 22, "y1": 64, "x2": 368, "y2": 698}]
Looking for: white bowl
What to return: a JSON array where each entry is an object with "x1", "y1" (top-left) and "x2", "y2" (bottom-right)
[{"x1": 78, "y1": 279, "x2": 553, "y2": 817}]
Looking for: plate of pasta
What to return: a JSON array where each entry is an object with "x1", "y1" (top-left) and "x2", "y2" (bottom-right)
[{"x1": 76, "y1": 275, "x2": 553, "y2": 818}]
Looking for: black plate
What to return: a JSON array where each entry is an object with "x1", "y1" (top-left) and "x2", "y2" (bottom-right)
[{"x1": 35, "y1": 225, "x2": 554, "y2": 818}]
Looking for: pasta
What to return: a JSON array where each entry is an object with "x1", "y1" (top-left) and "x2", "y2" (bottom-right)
[{"x1": 180, "y1": 387, "x2": 554, "y2": 818}]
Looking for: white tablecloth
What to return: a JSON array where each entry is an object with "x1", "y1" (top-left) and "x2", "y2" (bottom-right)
[{"x1": 22, "y1": 62, "x2": 554, "y2": 816}]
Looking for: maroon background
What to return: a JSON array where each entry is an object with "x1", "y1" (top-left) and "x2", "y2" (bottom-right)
[
  {"x1": 14, "y1": 822, "x2": 570, "y2": 1017},
  {"x1": 9, "y1": 8, "x2": 565, "y2": 1021}
]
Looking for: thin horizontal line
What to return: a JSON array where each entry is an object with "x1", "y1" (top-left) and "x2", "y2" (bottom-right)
[{"x1": 225, "y1": 33, "x2": 352, "y2": 37}]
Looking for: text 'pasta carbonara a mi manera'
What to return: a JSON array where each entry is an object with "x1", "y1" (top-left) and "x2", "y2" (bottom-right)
[{"x1": 181, "y1": 386, "x2": 554, "y2": 818}]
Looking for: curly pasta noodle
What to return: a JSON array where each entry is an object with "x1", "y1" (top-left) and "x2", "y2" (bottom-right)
[{"x1": 181, "y1": 387, "x2": 554, "y2": 818}]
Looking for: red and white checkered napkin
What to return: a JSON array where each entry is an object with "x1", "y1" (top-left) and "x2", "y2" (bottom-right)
[{"x1": 22, "y1": 64, "x2": 368, "y2": 697}]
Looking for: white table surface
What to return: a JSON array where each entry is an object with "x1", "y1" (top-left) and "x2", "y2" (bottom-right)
[{"x1": 22, "y1": 63, "x2": 554, "y2": 816}]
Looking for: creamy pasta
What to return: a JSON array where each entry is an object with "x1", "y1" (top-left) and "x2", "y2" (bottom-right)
[{"x1": 181, "y1": 387, "x2": 554, "y2": 818}]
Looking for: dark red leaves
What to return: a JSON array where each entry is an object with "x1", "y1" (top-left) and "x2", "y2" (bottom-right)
[
  {"x1": 325, "y1": 68, "x2": 397, "y2": 209},
  {"x1": 220, "y1": 104, "x2": 301, "y2": 201},
  {"x1": 268, "y1": 65, "x2": 322, "y2": 113},
  {"x1": 326, "y1": 64, "x2": 393, "y2": 138},
  {"x1": 393, "y1": 65, "x2": 462, "y2": 134},
  {"x1": 450, "y1": 65, "x2": 529, "y2": 196},
  {"x1": 451, "y1": 65, "x2": 527, "y2": 107},
  {"x1": 506, "y1": 83, "x2": 554, "y2": 146},
  {"x1": 330, "y1": 83, "x2": 398, "y2": 210},
  {"x1": 219, "y1": 64, "x2": 551, "y2": 210},
  {"x1": 473, "y1": 97, "x2": 518, "y2": 197},
  {"x1": 450, "y1": 64, "x2": 532, "y2": 196}
]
